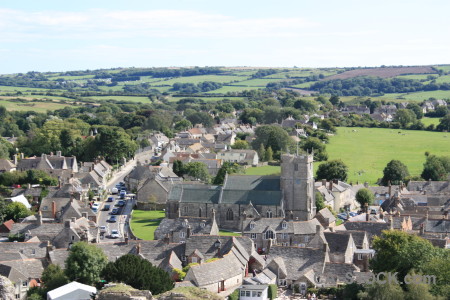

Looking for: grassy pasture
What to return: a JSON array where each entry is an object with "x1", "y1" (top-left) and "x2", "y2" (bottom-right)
[
  {"x1": 434, "y1": 75, "x2": 450, "y2": 83},
  {"x1": 81, "y1": 96, "x2": 150, "y2": 103},
  {"x1": 420, "y1": 117, "x2": 441, "y2": 127},
  {"x1": 380, "y1": 90, "x2": 450, "y2": 101},
  {"x1": 322, "y1": 127, "x2": 450, "y2": 184},
  {"x1": 207, "y1": 85, "x2": 263, "y2": 94},
  {"x1": 0, "y1": 99, "x2": 73, "y2": 112},
  {"x1": 47, "y1": 75, "x2": 95, "y2": 80},
  {"x1": 0, "y1": 85, "x2": 62, "y2": 92},
  {"x1": 167, "y1": 96, "x2": 247, "y2": 102},
  {"x1": 229, "y1": 78, "x2": 286, "y2": 87},
  {"x1": 149, "y1": 75, "x2": 246, "y2": 86},
  {"x1": 434, "y1": 65, "x2": 450, "y2": 72},
  {"x1": 396, "y1": 74, "x2": 430, "y2": 80}
]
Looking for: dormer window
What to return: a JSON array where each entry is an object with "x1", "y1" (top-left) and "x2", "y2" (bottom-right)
[
  {"x1": 214, "y1": 240, "x2": 221, "y2": 248},
  {"x1": 281, "y1": 221, "x2": 287, "y2": 229},
  {"x1": 249, "y1": 222, "x2": 255, "y2": 229},
  {"x1": 200, "y1": 222, "x2": 206, "y2": 228}
]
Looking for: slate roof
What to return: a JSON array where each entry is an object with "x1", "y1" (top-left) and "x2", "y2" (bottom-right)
[
  {"x1": 0, "y1": 258, "x2": 46, "y2": 280},
  {"x1": 293, "y1": 219, "x2": 322, "y2": 235},
  {"x1": 322, "y1": 263, "x2": 359, "y2": 285},
  {"x1": 10, "y1": 223, "x2": 65, "y2": 243},
  {"x1": 341, "y1": 230, "x2": 367, "y2": 249},
  {"x1": 126, "y1": 165, "x2": 151, "y2": 181},
  {"x1": 267, "y1": 246, "x2": 328, "y2": 281},
  {"x1": 178, "y1": 185, "x2": 221, "y2": 204},
  {"x1": 408, "y1": 180, "x2": 450, "y2": 193},
  {"x1": 224, "y1": 175, "x2": 280, "y2": 191},
  {"x1": 0, "y1": 242, "x2": 47, "y2": 261},
  {"x1": 340, "y1": 221, "x2": 390, "y2": 243},
  {"x1": 0, "y1": 159, "x2": 15, "y2": 172},
  {"x1": 243, "y1": 218, "x2": 293, "y2": 233},
  {"x1": 324, "y1": 232, "x2": 351, "y2": 254},
  {"x1": 184, "y1": 235, "x2": 237, "y2": 260},
  {"x1": 221, "y1": 190, "x2": 282, "y2": 206},
  {"x1": 154, "y1": 217, "x2": 218, "y2": 240},
  {"x1": 426, "y1": 219, "x2": 450, "y2": 233},
  {"x1": 0, "y1": 264, "x2": 27, "y2": 283},
  {"x1": 316, "y1": 208, "x2": 336, "y2": 224},
  {"x1": 11, "y1": 187, "x2": 42, "y2": 198}
]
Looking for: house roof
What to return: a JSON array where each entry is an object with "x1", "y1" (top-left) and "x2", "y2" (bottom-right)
[
  {"x1": 0, "y1": 159, "x2": 15, "y2": 171},
  {"x1": 154, "y1": 217, "x2": 217, "y2": 240},
  {"x1": 224, "y1": 175, "x2": 280, "y2": 191},
  {"x1": 9, "y1": 195, "x2": 31, "y2": 209},
  {"x1": 0, "y1": 220, "x2": 15, "y2": 232},
  {"x1": 0, "y1": 242, "x2": 47, "y2": 261},
  {"x1": 0, "y1": 258, "x2": 46, "y2": 280},
  {"x1": 324, "y1": 232, "x2": 352, "y2": 254}
]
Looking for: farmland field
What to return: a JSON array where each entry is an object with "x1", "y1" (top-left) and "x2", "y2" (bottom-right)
[
  {"x1": 207, "y1": 85, "x2": 263, "y2": 94},
  {"x1": 47, "y1": 75, "x2": 95, "y2": 80},
  {"x1": 229, "y1": 78, "x2": 286, "y2": 87},
  {"x1": 324, "y1": 66, "x2": 436, "y2": 81},
  {"x1": 322, "y1": 127, "x2": 450, "y2": 184},
  {"x1": 396, "y1": 74, "x2": 431, "y2": 80},
  {"x1": 81, "y1": 96, "x2": 151, "y2": 103},
  {"x1": 379, "y1": 90, "x2": 450, "y2": 101},
  {"x1": 0, "y1": 99, "x2": 74, "y2": 112},
  {"x1": 148, "y1": 75, "x2": 246, "y2": 85},
  {"x1": 168, "y1": 96, "x2": 247, "y2": 102},
  {"x1": 420, "y1": 117, "x2": 441, "y2": 127}
]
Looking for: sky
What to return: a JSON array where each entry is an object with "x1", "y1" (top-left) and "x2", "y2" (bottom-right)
[{"x1": 1, "y1": 0, "x2": 450, "y2": 73}]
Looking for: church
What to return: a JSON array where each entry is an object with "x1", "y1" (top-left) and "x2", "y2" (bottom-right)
[{"x1": 166, "y1": 153, "x2": 316, "y2": 231}]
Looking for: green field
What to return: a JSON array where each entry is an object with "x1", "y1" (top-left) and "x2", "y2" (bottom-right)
[
  {"x1": 244, "y1": 165, "x2": 281, "y2": 176},
  {"x1": 219, "y1": 230, "x2": 241, "y2": 236},
  {"x1": 434, "y1": 75, "x2": 450, "y2": 83},
  {"x1": 434, "y1": 65, "x2": 450, "y2": 72},
  {"x1": 396, "y1": 74, "x2": 431, "y2": 80},
  {"x1": 168, "y1": 96, "x2": 247, "y2": 102},
  {"x1": 47, "y1": 75, "x2": 95, "y2": 80},
  {"x1": 208, "y1": 85, "x2": 263, "y2": 94},
  {"x1": 379, "y1": 90, "x2": 450, "y2": 102},
  {"x1": 229, "y1": 78, "x2": 286, "y2": 87},
  {"x1": 323, "y1": 127, "x2": 450, "y2": 184},
  {"x1": 0, "y1": 85, "x2": 63, "y2": 92},
  {"x1": 149, "y1": 75, "x2": 246, "y2": 86},
  {"x1": 421, "y1": 117, "x2": 441, "y2": 127},
  {"x1": 130, "y1": 210, "x2": 165, "y2": 240},
  {"x1": 82, "y1": 96, "x2": 151, "y2": 103},
  {"x1": 0, "y1": 99, "x2": 73, "y2": 112}
]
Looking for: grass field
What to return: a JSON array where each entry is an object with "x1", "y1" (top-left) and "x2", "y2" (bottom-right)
[
  {"x1": 322, "y1": 127, "x2": 450, "y2": 184},
  {"x1": 396, "y1": 74, "x2": 431, "y2": 80},
  {"x1": 0, "y1": 99, "x2": 74, "y2": 112},
  {"x1": 229, "y1": 78, "x2": 286, "y2": 87},
  {"x1": 167, "y1": 96, "x2": 247, "y2": 102},
  {"x1": 0, "y1": 85, "x2": 63, "y2": 92},
  {"x1": 81, "y1": 96, "x2": 151, "y2": 103},
  {"x1": 434, "y1": 65, "x2": 450, "y2": 72},
  {"x1": 244, "y1": 165, "x2": 281, "y2": 176},
  {"x1": 130, "y1": 210, "x2": 165, "y2": 240},
  {"x1": 434, "y1": 75, "x2": 450, "y2": 83},
  {"x1": 421, "y1": 117, "x2": 441, "y2": 127},
  {"x1": 208, "y1": 85, "x2": 263, "y2": 94},
  {"x1": 379, "y1": 90, "x2": 450, "y2": 101},
  {"x1": 149, "y1": 75, "x2": 246, "y2": 86},
  {"x1": 47, "y1": 75, "x2": 95, "y2": 80}
]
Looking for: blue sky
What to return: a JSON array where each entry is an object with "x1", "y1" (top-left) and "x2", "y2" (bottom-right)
[{"x1": 1, "y1": 0, "x2": 449, "y2": 73}]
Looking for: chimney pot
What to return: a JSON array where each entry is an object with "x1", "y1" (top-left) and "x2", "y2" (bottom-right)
[{"x1": 81, "y1": 212, "x2": 88, "y2": 219}]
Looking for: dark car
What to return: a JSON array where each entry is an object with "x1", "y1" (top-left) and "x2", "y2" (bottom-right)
[
  {"x1": 111, "y1": 207, "x2": 120, "y2": 215},
  {"x1": 102, "y1": 204, "x2": 111, "y2": 211},
  {"x1": 107, "y1": 197, "x2": 114, "y2": 202},
  {"x1": 116, "y1": 200, "x2": 126, "y2": 207},
  {"x1": 107, "y1": 215, "x2": 117, "y2": 223}
]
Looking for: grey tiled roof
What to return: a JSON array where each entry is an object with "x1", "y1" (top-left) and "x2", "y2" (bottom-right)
[
  {"x1": 0, "y1": 258, "x2": 46, "y2": 280},
  {"x1": 224, "y1": 175, "x2": 280, "y2": 191},
  {"x1": 185, "y1": 235, "x2": 236, "y2": 260},
  {"x1": 0, "y1": 264, "x2": 27, "y2": 283},
  {"x1": 243, "y1": 218, "x2": 293, "y2": 234},
  {"x1": 0, "y1": 159, "x2": 15, "y2": 171},
  {"x1": 11, "y1": 187, "x2": 42, "y2": 198},
  {"x1": 317, "y1": 208, "x2": 336, "y2": 223},
  {"x1": 341, "y1": 221, "x2": 390, "y2": 243},
  {"x1": 154, "y1": 217, "x2": 217, "y2": 240},
  {"x1": 179, "y1": 185, "x2": 221, "y2": 204},
  {"x1": 323, "y1": 263, "x2": 359, "y2": 284},
  {"x1": 324, "y1": 232, "x2": 351, "y2": 254},
  {"x1": 0, "y1": 242, "x2": 47, "y2": 261},
  {"x1": 221, "y1": 190, "x2": 282, "y2": 206},
  {"x1": 48, "y1": 249, "x2": 70, "y2": 268},
  {"x1": 10, "y1": 223, "x2": 65, "y2": 243},
  {"x1": 293, "y1": 219, "x2": 322, "y2": 235},
  {"x1": 408, "y1": 180, "x2": 450, "y2": 193},
  {"x1": 426, "y1": 219, "x2": 450, "y2": 233},
  {"x1": 341, "y1": 230, "x2": 367, "y2": 249}
]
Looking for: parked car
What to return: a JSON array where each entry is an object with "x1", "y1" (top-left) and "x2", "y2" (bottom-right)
[
  {"x1": 108, "y1": 215, "x2": 117, "y2": 223},
  {"x1": 103, "y1": 204, "x2": 111, "y2": 211},
  {"x1": 91, "y1": 202, "x2": 100, "y2": 213},
  {"x1": 110, "y1": 229, "x2": 120, "y2": 239},
  {"x1": 337, "y1": 213, "x2": 348, "y2": 221},
  {"x1": 107, "y1": 197, "x2": 114, "y2": 202},
  {"x1": 111, "y1": 207, "x2": 120, "y2": 215},
  {"x1": 99, "y1": 225, "x2": 108, "y2": 233}
]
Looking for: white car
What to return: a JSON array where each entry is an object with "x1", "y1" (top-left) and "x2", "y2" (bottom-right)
[
  {"x1": 99, "y1": 225, "x2": 108, "y2": 234},
  {"x1": 110, "y1": 229, "x2": 121, "y2": 239},
  {"x1": 91, "y1": 202, "x2": 100, "y2": 212}
]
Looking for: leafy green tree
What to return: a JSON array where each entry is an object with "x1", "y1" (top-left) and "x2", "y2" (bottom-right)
[
  {"x1": 102, "y1": 254, "x2": 174, "y2": 295},
  {"x1": 422, "y1": 249, "x2": 450, "y2": 298},
  {"x1": 213, "y1": 162, "x2": 239, "y2": 185},
  {"x1": 381, "y1": 160, "x2": 410, "y2": 185},
  {"x1": 320, "y1": 119, "x2": 336, "y2": 133},
  {"x1": 293, "y1": 99, "x2": 317, "y2": 112},
  {"x1": 395, "y1": 109, "x2": 417, "y2": 128},
  {"x1": 404, "y1": 271, "x2": 435, "y2": 300},
  {"x1": 406, "y1": 103, "x2": 424, "y2": 119},
  {"x1": 355, "y1": 188, "x2": 374, "y2": 208},
  {"x1": 231, "y1": 140, "x2": 249, "y2": 150},
  {"x1": 371, "y1": 231, "x2": 437, "y2": 283},
  {"x1": 92, "y1": 126, "x2": 138, "y2": 164},
  {"x1": 421, "y1": 154, "x2": 450, "y2": 181},
  {"x1": 264, "y1": 146, "x2": 273, "y2": 162},
  {"x1": 185, "y1": 111, "x2": 214, "y2": 127},
  {"x1": 174, "y1": 119, "x2": 192, "y2": 132},
  {"x1": 436, "y1": 113, "x2": 450, "y2": 132},
  {"x1": 252, "y1": 125, "x2": 294, "y2": 155},
  {"x1": 4, "y1": 202, "x2": 31, "y2": 221},
  {"x1": 329, "y1": 95, "x2": 340, "y2": 106},
  {"x1": 184, "y1": 162, "x2": 210, "y2": 182},
  {"x1": 315, "y1": 191, "x2": 325, "y2": 211},
  {"x1": 357, "y1": 281, "x2": 404, "y2": 300},
  {"x1": 257, "y1": 144, "x2": 266, "y2": 161},
  {"x1": 65, "y1": 242, "x2": 108, "y2": 285},
  {"x1": 172, "y1": 160, "x2": 185, "y2": 177},
  {"x1": 316, "y1": 159, "x2": 348, "y2": 181},
  {"x1": 41, "y1": 264, "x2": 69, "y2": 292},
  {"x1": 301, "y1": 137, "x2": 328, "y2": 161}
]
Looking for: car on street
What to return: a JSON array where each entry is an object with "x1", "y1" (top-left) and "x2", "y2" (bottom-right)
[
  {"x1": 110, "y1": 229, "x2": 120, "y2": 239},
  {"x1": 116, "y1": 200, "x2": 126, "y2": 207},
  {"x1": 119, "y1": 190, "x2": 126, "y2": 199},
  {"x1": 107, "y1": 196, "x2": 114, "y2": 202},
  {"x1": 108, "y1": 215, "x2": 117, "y2": 223},
  {"x1": 91, "y1": 202, "x2": 100, "y2": 213},
  {"x1": 111, "y1": 187, "x2": 119, "y2": 194},
  {"x1": 111, "y1": 207, "x2": 120, "y2": 215},
  {"x1": 103, "y1": 204, "x2": 111, "y2": 211},
  {"x1": 99, "y1": 225, "x2": 108, "y2": 234}
]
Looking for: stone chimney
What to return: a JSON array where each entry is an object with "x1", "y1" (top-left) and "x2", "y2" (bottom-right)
[
  {"x1": 124, "y1": 233, "x2": 129, "y2": 245},
  {"x1": 163, "y1": 233, "x2": 171, "y2": 244},
  {"x1": 52, "y1": 201, "x2": 56, "y2": 219},
  {"x1": 56, "y1": 151, "x2": 61, "y2": 157},
  {"x1": 37, "y1": 211, "x2": 43, "y2": 225},
  {"x1": 329, "y1": 181, "x2": 333, "y2": 191},
  {"x1": 389, "y1": 215, "x2": 394, "y2": 230},
  {"x1": 65, "y1": 220, "x2": 71, "y2": 228},
  {"x1": 45, "y1": 241, "x2": 53, "y2": 259},
  {"x1": 50, "y1": 152, "x2": 54, "y2": 156},
  {"x1": 136, "y1": 243, "x2": 141, "y2": 255},
  {"x1": 20, "y1": 153, "x2": 24, "y2": 159},
  {"x1": 27, "y1": 183, "x2": 31, "y2": 189},
  {"x1": 71, "y1": 217, "x2": 76, "y2": 223},
  {"x1": 364, "y1": 182, "x2": 369, "y2": 188},
  {"x1": 211, "y1": 209, "x2": 216, "y2": 222},
  {"x1": 186, "y1": 225, "x2": 191, "y2": 238},
  {"x1": 13, "y1": 154, "x2": 17, "y2": 165},
  {"x1": 316, "y1": 225, "x2": 322, "y2": 234},
  {"x1": 366, "y1": 212, "x2": 370, "y2": 222}
]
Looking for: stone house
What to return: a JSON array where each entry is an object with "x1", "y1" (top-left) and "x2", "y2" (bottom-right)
[
  {"x1": 16, "y1": 152, "x2": 78, "y2": 173},
  {"x1": 315, "y1": 180, "x2": 358, "y2": 212},
  {"x1": 315, "y1": 207, "x2": 336, "y2": 228},
  {"x1": 217, "y1": 149, "x2": 259, "y2": 166},
  {"x1": 155, "y1": 214, "x2": 219, "y2": 243},
  {"x1": 0, "y1": 258, "x2": 45, "y2": 299},
  {"x1": 323, "y1": 232, "x2": 357, "y2": 263}
]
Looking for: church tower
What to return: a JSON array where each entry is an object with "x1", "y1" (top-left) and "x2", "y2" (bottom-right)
[{"x1": 280, "y1": 153, "x2": 315, "y2": 220}]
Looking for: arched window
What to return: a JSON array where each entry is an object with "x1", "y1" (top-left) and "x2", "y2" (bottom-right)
[
  {"x1": 266, "y1": 210, "x2": 273, "y2": 218},
  {"x1": 226, "y1": 208, "x2": 234, "y2": 221},
  {"x1": 199, "y1": 208, "x2": 202, "y2": 217},
  {"x1": 264, "y1": 230, "x2": 274, "y2": 240}
]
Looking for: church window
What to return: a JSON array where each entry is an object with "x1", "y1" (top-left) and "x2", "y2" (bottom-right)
[
  {"x1": 183, "y1": 206, "x2": 188, "y2": 214},
  {"x1": 226, "y1": 208, "x2": 234, "y2": 220},
  {"x1": 200, "y1": 222, "x2": 205, "y2": 228},
  {"x1": 304, "y1": 236, "x2": 309, "y2": 242},
  {"x1": 283, "y1": 233, "x2": 289, "y2": 239},
  {"x1": 266, "y1": 210, "x2": 273, "y2": 218},
  {"x1": 264, "y1": 230, "x2": 274, "y2": 240}
]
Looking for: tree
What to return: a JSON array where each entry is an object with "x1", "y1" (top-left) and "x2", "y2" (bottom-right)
[
  {"x1": 357, "y1": 281, "x2": 404, "y2": 300},
  {"x1": 231, "y1": 140, "x2": 249, "y2": 150},
  {"x1": 4, "y1": 202, "x2": 31, "y2": 221},
  {"x1": 315, "y1": 160, "x2": 348, "y2": 182},
  {"x1": 65, "y1": 242, "x2": 108, "y2": 285},
  {"x1": 257, "y1": 144, "x2": 266, "y2": 161},
  {"x1": 355, "y1": 188, "x2": 374, "y2": 208},
  {"x1": 320, "y1": 119, "x2": 336, "y2": 133},
  {"x1": 102, "y1": 254, "x2": 174, "y2": 295},
  {"x1": 421, "y1": 154, "x2": 450, "y2": 181},
  {"x1": 41, "y1": 264, "x2": 69, "y2": 293},
  {"x1": 370, "y1": 231, "x2": 437, "y2": 283},
  {"x1": 172, "y1": 160, "x2": 185, "y2": 177},
  {"x1": 329, "y1": 95, "x2": 340, "y2": 106},
  {"x1": 406, "y1": 103, "x2": 424, "y2": 119},
  {"x1": 404, "y1": 271, "x2": 435, "y2": 300},
  {"x1": 174, "y1": 119, "x2": 192, "y2": 132},
  {"x1": 184, "y1": 162, "x2": 210, "y2": 182},
  {"x1": 213, "y1": 162, "x2": 239, "y2": 185},
  {"x1": 395, "y1": 109, "x2": 416, "y2": 128},
  {"x1": 264, "y1": 146, "x2": 273, "y2": 162},
  {"x1": 315, "y1": 191, "x2": 325, "y2": 211},
  {"x1": 91, "y1": 126, "x2": 138, "y2": 164},
  {"x1": 380, "y1": 160, "x2": 410, "y2": 185},
  {"x1": 436, "y1": 113, "x2": 450, "y2": 132},
  {"x1": 301, "y1": 137, "x2": 328, "y2": 161},
  {"x1": 252, "y1": 125, "x2": 294, "y2": 154}
]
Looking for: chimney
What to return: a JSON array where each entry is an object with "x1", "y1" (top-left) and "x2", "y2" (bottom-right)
[
  {"x1": 136, "y1": 243, "x2": 141, "y2": 254},
  {"x1": 322, "y1": 179, "x2": 326, "y2": 186},
  {"x1": 13, "y1": 154, "x2": 17, "y2": 165},
  {"x1": 333, "y1": 179, "x2": 338, "y2": 184},
  {"x1": 316, "y1": 225, "x2": 322, "y2": 234},
  {"x1": 124, "y1": 233, "x2": 129, "y2": 245},
  {"x1": 163, "y1": 233, "x2": 170, "y2": 244},
  {"x1": 52, "y1": 201, "x2": 56, "y2": 218},
  {"x1": 20, "y1": 153, "x2": 24, "y2": 159},
  {"x1": 27, "y1": 183, "x2": 31, "y2": 189},
  {"x1": 389, "y1": 215, "x2": 394, "y2": 230},
  {"x1": 50, "y1": 152, "x2": 54, "y2": 156},
  {"x1": 329, "y1": 180, "x2": 333, "y2": 191},
  {"x1": 46, "y1": 241, "x2": 53, "y2": 259},
  {"x1": 186, "y1": 225, "x2": 191, "y2": 238},
  {"x1": 71, "y1": 217, "x2": 76, "y2": 223},
  {"x1": 388, "y1": 181, "x2": 392, "y2": 198},
  {"x1": 65, "y1": 220, "x2": 71, "y2": 228},
  {"x1": 37, "y1": 211, "x2": 43, "y2": 225},
  {"x1": 81, "y1": 212, "x2": 88, "y2": 219},
  {"x1": 41, "y1": 153, "x2": 47, "y2": 160},
  {"x1": 211, "y1": 209, "x2": 216, "y2": 221},
  {"x1": 366, "y1": 212, "x2": 370, "y2": 222},
  {"x1": 57, "y1": 151, "x2": 62, "y2": 157},
  {"x1": 323, "y1": 242, "x2": 329, "y2": 253}
]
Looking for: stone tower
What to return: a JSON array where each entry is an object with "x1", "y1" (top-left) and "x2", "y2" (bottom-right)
[{"x1": 280, "y1": 153, "x2": 315, "y2": 220}]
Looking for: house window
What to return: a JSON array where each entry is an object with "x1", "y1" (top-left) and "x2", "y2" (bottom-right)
[
  {"x1": 22, "y1": 281, "x2": 27, "y2": 287},
  {"x1": 31, "y1": 249, "x2": 35, "y2": 255},
  {"x1": 249, "y1": 223, "x2": 255, "y2": 229},
  {"x1": 299, "y1": 243, "x2": 305, "y2": 247},
  {"x1": 180, "y1": 231, "x2": 185, "y2": 238},
  {"x1": 266, "y1": 210, "x2": 273, "y2": 218},
  {"x1": 283, "y1": 233, "x2": 289, "y2": 239},
  {"x1": 252, "y1": 291, "x2": 259, "y2": 297},
  {"x1": 199, "y1": 208, "x2": 202, "y2": 217},
  {"x1": 43, "y1": 206, "x2": 48, "y2": 211},
  {"x1": 181, "y1": 256, "x2": 186, "y2": 261},
  {"x1": 278, "y1": 279, "x2": 287, "y2": 286},
  {"x1": 245, "y1": 291, "x2": 251, "y2": 297},
  {"x1": 281, "y1": 222, "x2": 287, "y2": 229},
  {"x1": 251, "y1": 233, "x2": 256, "y2": 239},
  {"x1": 304, "y1": 236, "x2": 309, "y2": 242},
  {"x1": 358, "y1": 254, "x2": 363, "y2": 260},
  {"x1": 71, "y1": 236, "x2": 75, "y2": 241},
  {"x1": 226, "y1": 208, "x2": 234, "y2": 221},
  {"x1": 200, "y1": 222, "x2": 206, "y2": 228},
  {"x1": 183, "y1": 206, "x2": 188, "y2": 214},
  {"x1": 240, "y1": 291, "x2": 246, "y2": 297},
  {"x1": 191, "y1": 257, "x2": 198, "y2": 263},
  {"x1": 264, "y1": 230, "x2": 274, "y2": 240}
]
